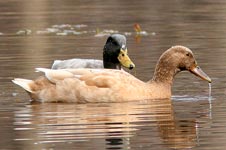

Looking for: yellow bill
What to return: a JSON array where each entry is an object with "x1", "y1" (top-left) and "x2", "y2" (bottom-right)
[{"x1": 117, "y1": 49, "x2": 135, "y2": 70}]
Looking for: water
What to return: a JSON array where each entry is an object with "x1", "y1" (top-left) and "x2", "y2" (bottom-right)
[
  {"x1": 209, "y1": 83, "x2": 212, "y2": 97},
  {"x1": 1, "y1": 0, "x2": 226, "y2": 149}
]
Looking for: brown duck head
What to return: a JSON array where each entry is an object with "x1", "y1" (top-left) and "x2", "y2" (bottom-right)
[{"x1": 152, "y1": 46, "x2": 211, "y2": 84}]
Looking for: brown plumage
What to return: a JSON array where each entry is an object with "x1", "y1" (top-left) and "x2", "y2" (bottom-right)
[{"x1": 12, "y1": 46, "x2": 211, "y2": 103}]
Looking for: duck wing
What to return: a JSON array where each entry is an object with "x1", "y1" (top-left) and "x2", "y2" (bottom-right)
[
  {"x1": 36, "y1": 68, "x2": 120, "y2": 89},
  {"x1": 35, "y1": 68, "x2": 76, "y2": 83},
  {"x1": 51, "y1": 59, "x2": 103, "y2": 69}
]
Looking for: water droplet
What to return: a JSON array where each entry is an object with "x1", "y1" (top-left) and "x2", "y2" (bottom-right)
[
  {"x1": 208, "y1": 83, "x2": 212, "y2": 98},
  {"x1": 12, "y1": 92, "x2": 18, "y2": 97}
]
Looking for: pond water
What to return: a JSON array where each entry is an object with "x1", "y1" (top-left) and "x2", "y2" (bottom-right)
[{"x1": 1, "y1": 0, "x2": 226, "y2": 149}]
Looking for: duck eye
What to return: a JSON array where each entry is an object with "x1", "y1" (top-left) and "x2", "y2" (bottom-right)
[
  {"x1": 122, "y1": 54, "x2": 125, "y2": 57},
  {"x1": 186, "y1": 53, "x2": 190, "y2": 57}
]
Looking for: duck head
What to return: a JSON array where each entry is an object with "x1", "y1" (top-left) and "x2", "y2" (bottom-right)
[
  {"x1": 152, "y1": 46, "x2": 211, "y2": 84},
  {"x1": 103, "y1": 34, "x2": 135, "y2": 70}
]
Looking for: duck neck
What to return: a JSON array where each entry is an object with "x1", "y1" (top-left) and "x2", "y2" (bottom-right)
[
  {"x1": 103, "y1": 61, "x2": 121, "y2": 69},
  {"x1": 150, "y1": 60, "x2": 180, "y2": 85},
  {"x1": 103, "y1": 49, "x2": 120, "y2": 69}
]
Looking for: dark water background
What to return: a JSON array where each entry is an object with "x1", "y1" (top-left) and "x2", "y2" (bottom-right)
[{"x1": 1, "y1": 0, "x2": 226, "y2": 149}]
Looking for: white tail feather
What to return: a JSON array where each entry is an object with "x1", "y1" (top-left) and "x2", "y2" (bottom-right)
[
  {"x1": 35, "y1": 68, "x2": 50, "y2": 73},
  {"x1": 12, "y1": 78, "x2": 34, "y2": 93}
]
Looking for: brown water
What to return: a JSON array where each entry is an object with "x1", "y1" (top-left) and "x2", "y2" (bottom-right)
[{"x1": 1, "y1": 0, "x2": 226, "y2": 149}]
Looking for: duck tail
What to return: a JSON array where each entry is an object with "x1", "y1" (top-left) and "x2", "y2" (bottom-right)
[
  {"x1": 12, "y1": 78, "x2": 34, "y2": 93},
  {"x1": 35, "y1": 67, "x2": 49, "y2": 73}
]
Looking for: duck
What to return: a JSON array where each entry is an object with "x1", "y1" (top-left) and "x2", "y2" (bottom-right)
[
  {"x1": 12, "y1": 45, "x2": 211, "y2": 103},
  {"x1": 51, "y1": 34, "x2": 135, "y2": 70}
]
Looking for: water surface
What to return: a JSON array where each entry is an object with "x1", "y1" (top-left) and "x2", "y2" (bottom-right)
[{"x1": 1, "y1": 0, "x2": 226, "y2": 149}]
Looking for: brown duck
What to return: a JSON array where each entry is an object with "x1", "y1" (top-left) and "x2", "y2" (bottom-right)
[{"x1": 12, "y1": 45, "x2": 211, "y2": 103}]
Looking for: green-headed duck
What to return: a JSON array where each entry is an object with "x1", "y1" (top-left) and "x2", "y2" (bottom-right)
[{"x1": 51, "y1": 34, "x2": 135, "y2": 70}]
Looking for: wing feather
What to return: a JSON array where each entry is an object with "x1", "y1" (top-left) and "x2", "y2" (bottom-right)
[{"x1": 36, "y1": 68, "x2": 74, "y2": 83}]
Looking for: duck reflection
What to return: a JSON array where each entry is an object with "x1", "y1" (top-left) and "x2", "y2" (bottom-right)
[{"x1": 14, "y1": 99, "x2": 198, "y2": 149}]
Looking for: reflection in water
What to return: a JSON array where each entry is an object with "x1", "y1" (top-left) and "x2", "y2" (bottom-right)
[{"x1": 14, "y1": 99, "x2": 197, "y2": 149}]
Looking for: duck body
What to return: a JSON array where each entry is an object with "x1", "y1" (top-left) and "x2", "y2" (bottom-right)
[
  {"x1": 13, "y1": 69, "x2": 170, "y2": 103},
  {"x1": 13, "y1": 46, "x2": 211, "y2": 103},
  {"x1": 51, "y1": 34, "x2": 135, "y2": 70},
  {"x1": 52, "y1": 59, "x2": 103, "y2": 69}
]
